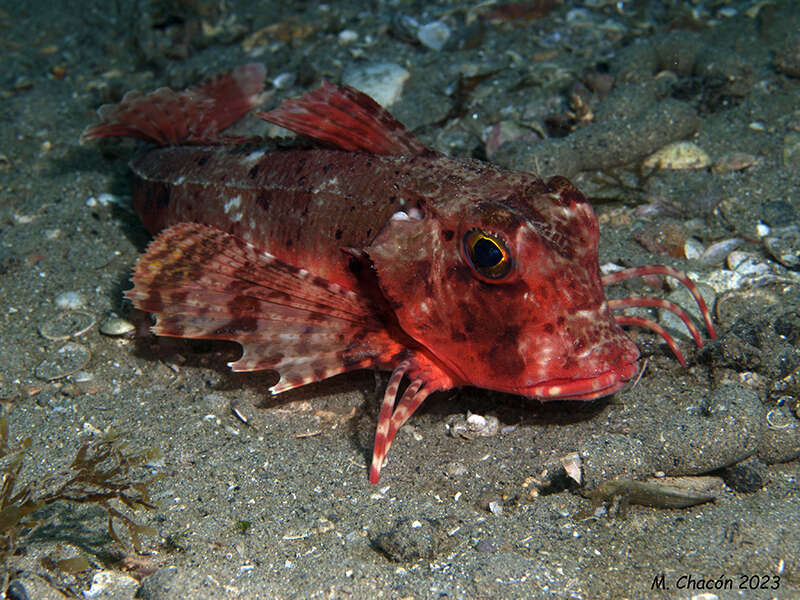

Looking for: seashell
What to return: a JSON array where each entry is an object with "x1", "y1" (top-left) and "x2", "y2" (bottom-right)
[
  {"x1": 54, "y1": 291, "x2": 88, "y2": 310},
  {"x1": 448, "y1": 412, "x2": 499, "y2": 439},
  {"x1": 683, "y1": 237, "x2": 704, "y2": 260},
  {"x1": 38, "y1": 311, "x2": 95, "y2": 340},
  {"x1": 643, "y1": 141, "x2": 711, "y2": 170},
  {"x1": 560, "y1": 452, "x2": 582, "y2": 484},
  {"x1": 712, "y1": 152, "x2": 758, "y2": 173},
  {"x1": 699, "y1": 238, "x2": 743, "y2": 266},
  {"x1": 99, "y1": 315, "x2": 136, "y2": 336},
  {"x1": 35, "y1": 342, "x2": 91, "y2": 381}
]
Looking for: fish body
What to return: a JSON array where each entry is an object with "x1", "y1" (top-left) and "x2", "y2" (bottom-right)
[{"x1": 83, "y1": 64, "x2": 714, "y2": 482}]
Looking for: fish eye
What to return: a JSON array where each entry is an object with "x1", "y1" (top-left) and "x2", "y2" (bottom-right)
[{"x1": 462, "y1": 229, "x2": 512, "y2": 281}]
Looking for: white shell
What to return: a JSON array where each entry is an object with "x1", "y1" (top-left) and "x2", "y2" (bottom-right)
[{"x1": 643, "y1": 141, "x2": 711, "y2": 170}]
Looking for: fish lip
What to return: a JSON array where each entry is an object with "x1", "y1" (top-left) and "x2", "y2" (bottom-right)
[{"x1": 516, "y1": 359, "x2": 640, "y2": 400}]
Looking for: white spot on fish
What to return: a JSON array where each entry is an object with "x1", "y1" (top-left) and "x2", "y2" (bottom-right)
[
  {"x1": 224, "y1": 195, "x2": 242, "y2": 214},
  {"x1": 173, "y1": 175, "x2": 186, "y2": 185}
]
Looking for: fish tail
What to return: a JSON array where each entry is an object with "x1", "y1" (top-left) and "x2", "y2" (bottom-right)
[
  {"x1": 81, "y1": 64, "x2": 267, "y2": 145},
  {"x1": 257, "y1": 81, "x2": 427, "y2": 156}
]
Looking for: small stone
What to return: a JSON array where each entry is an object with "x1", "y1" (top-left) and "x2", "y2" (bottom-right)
[
  {"x1": 338, "y1": 29, "x2": 358, "y2": 44},
  {"x1": 763, "y1": 225, "x2": 800, "y2": 268},
  {"x1": 83, "y1": 570, "x2": 139, "y2": 599},
  {"x1": 342, "y1": 63, "x2": 409, "y2": 108},
  {"x1": 417, "y1": 20, "x2": 450, "y2": 51},
  {"x1": 643, "y1": 141, "x2": 711, "y2": 170},
  {"x1": 35, "y1": 342, "x2": 91, "y2": 381},
  {"x1": 488, "y1": 500, "x2": 503, "y2": 515},
  {"x1": 38, "y1": 311, "x2": 95, "y2": 340},
  {"x1": 99, "y1": 315, "x2": 135, "y2": 336},
  {"x1": 54, "y1": 291, "x2": 88, "y2": 310}
]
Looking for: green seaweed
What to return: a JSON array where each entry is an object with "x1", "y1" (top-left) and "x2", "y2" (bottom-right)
[{"x1": 0, "y1": 414, "x2": 161, "y2": 588}]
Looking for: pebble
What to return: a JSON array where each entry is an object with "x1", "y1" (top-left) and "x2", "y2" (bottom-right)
[
  {"x1": 488, "y1": 500, "x2": 503, "y2": 515},
  {"x1": 54, "y1": 291, "x2": 88, "y2": 310},
  {"x1": 763, "y1": 225, "x2": 800, "y2": 268},
  {"x1": 337, "y1": 29, "x2": 358, "y2": 44},
  {"x1": 83, "y1": 570, "x2": 139, "y2": 599},
  {"x1": 99, "y1": 315, "x2": 135, "y2": 336},
  {"x1": 643, "y1": 141, "x2": 711, "y2": 170},
  {"x1": 341, "y1": 63, "x2": 409, "y2": 108},
  {"x1": 35, "y1": 342, "x2": 91, "y2": 381},
  {"x1": 38, "y1": 311, "x2": 95, "y2": 340},
  {"x1": 417, "y1": 20, "x2": 450, "y2": 51}
]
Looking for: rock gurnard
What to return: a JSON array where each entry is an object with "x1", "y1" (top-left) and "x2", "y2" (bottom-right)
[{"x1": 82, "y1": 64, "x2": 715, "y2": 482}]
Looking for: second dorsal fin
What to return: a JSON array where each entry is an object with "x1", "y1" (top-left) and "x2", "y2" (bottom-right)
[{"x1": 257, "y1": 82, "x2": 427, "y2": 156}]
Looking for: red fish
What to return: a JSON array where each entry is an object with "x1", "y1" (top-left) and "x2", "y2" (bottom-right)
[{"x1": 82, "y1": 64, "x2": 715, "y2": 482}]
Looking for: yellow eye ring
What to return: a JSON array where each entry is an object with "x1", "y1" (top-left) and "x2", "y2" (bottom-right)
[{"x1": 462, "y1": 229, "x2": 512, "y2": 281}]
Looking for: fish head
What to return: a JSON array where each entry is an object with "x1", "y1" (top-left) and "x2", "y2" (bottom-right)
[{"x1": 367, "y1": 174, "x2": 640, "y2": 400}]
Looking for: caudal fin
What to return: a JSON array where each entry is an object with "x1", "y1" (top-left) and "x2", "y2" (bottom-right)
[
  {"x1": 258, "y1": 82, "x2": 427, "y2": 156},
  {"x1": 81, "y1": 64, "x2": 267, "y2": 146},
  {"x1": 126, "y1": 223, "x2": 406, "y2": 393}
]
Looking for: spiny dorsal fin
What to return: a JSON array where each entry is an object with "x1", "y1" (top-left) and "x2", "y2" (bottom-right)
[
  {"x1": 125, "y1": 223, "x2": 406, "y2": 393},
  {"x1": 81, "y1": 64, "x2": 267, "y2": 145},
  {"x1": 257, "y1": 82, "x2": 427, "y2": 156}
]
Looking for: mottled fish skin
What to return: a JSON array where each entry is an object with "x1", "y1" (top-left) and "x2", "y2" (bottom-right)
[{"x1": 82, "y1": 65, "x2": 716, "y2": 483}]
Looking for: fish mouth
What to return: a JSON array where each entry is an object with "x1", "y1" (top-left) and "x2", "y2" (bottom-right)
[{"x1": 518, "y1": 359, "x2": 640, "y2": 401}]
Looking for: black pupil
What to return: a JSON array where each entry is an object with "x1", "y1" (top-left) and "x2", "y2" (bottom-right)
[{"x1": 473, "y1": 237, "x2": 503, "y2": 267}]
